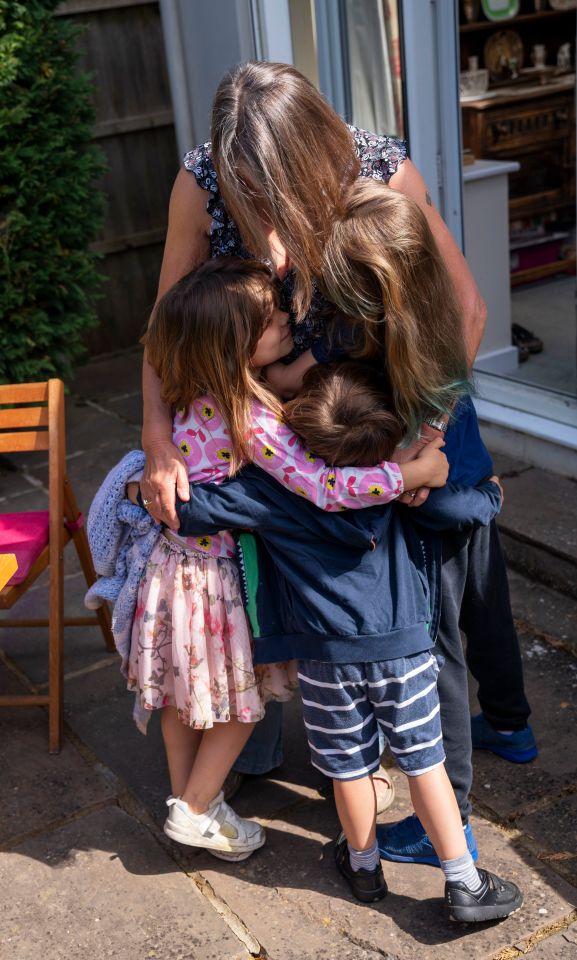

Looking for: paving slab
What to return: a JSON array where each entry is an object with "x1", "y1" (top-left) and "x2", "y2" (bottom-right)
[
  {"x1": 1, "y1": 805, "x2": 247, "y2": 960},
  {"x1": 512, "y1": 922, "x2": 577, "y2": 959},
  {"x1": 469, "y1": 631, "x2": 577, "y2": 820},
  {"x1": 508, "y1": 569, "x2": 577, "y2": 656},
  {"x1": 193, "y1": 777, "x2": 577, "y2": 960},
  {"x1": 62, "y1": 664, "x2": 171, "y2": 825},
  {"x1": 517, "y1": 794, "x2": 577, "y2": 888},
  {"x1": 70, "y1": 348, "x2": 144, "y2": 406},
  {"x1": 0, "y1": 674, "x2": 117, "y2": 847},
  {"x1": 1, "y1": 572, "x2": 117, "y2": 687}
]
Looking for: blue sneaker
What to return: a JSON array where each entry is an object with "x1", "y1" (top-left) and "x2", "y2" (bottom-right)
[
  {"x1": 471, "y1": 712, "x2": 538, "y2": 763},
  {"x1": 376, "y1": 813, "x2": 478, "y2": 867}
]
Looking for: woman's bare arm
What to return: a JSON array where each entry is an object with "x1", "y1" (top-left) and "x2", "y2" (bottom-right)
[
  {"x1": 389, "y1": 159, "x2": 486, "y2": 368},
  {"x1": 141, "y1": 168, "x2": 211, "y2": 527}
]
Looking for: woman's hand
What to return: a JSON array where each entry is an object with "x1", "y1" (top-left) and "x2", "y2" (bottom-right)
[{"x1": 140, "y1": 439, "x2": 190, "y2": 529}]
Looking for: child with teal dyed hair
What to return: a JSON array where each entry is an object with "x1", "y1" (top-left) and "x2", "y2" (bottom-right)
[{"x1": 267, "y1": 178, "x2": 472, "y2": 442}]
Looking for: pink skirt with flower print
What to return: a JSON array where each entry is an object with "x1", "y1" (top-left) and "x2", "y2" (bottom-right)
[{"x1": 128, "y1": 535, "x2": 297, "y2": 729}]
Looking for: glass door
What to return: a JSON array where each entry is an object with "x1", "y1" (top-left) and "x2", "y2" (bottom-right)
[
  {"x1": 458, "y1": 0, "x2": 577, "y2": 410},
  {"x1": 283, "y1": 0, "x2": 577, "y2": 442}
]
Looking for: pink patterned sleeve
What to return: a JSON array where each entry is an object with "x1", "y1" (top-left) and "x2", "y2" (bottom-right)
[{"x1": 249, "y1": 403, "x2": 404, "y2": 510}]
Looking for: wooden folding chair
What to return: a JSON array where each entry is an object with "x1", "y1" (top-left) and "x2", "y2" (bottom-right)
[{"x1": 0, "y1": 380, "x2": 115, "y2": 753}]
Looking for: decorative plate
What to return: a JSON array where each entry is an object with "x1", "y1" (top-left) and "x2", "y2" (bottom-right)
[
  {"x1": 484, "y1": 29, "x2": 524, "y2": 80},
  {"x1": 481, "y1": 0, "x2": 520, "y2": 19}
]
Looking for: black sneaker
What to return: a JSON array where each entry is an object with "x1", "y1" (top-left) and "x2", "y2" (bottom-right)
[
  {"x1": 334, "y1": 832, "x2": 388, "y2": 903},
  {"x1": 445, "y1": 868, "x2": 523, "y2": 923}
]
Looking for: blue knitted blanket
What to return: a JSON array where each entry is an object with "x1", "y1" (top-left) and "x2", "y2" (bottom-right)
[{"x1": 84, "y1": 451, "x2": 161, "y2": 733}]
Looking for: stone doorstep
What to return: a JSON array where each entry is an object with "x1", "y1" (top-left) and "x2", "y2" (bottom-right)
[{"x1": 490, "y1": 451, "x2": 577, "y2": 602}]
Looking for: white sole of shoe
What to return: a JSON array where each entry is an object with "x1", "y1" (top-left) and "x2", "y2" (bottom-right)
[
  {"x1": 208, "y1": 847, "x2": 259, "y2": 862},
  {"x1": 163, "y1": 818, "x2": 266, "y2": 858}
]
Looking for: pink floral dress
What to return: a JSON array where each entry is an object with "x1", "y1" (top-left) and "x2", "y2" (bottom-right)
[{"x1": 128, "y1": 397, "x2": 404, "y2": 729}]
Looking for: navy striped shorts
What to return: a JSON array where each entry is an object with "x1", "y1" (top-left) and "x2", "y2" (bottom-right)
[{"x1": 297, "y1": 652, "x2": 445, "y2": 781}]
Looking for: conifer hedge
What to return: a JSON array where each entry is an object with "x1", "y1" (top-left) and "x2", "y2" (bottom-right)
[{"x1": 0, "y1": 0, "x2": 106, "y2": 383}]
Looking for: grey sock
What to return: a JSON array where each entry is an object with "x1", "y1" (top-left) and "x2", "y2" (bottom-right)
[
  {"x1": 440, "y1": 851, "x2": 482, "y2": 891},
  {"x1": 348, "y1": 839, "x2": 380, "y2": 873}
]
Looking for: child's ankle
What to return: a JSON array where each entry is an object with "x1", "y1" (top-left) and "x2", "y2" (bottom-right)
[
  {"x1": 348, "y1": 839, "x2": 380, "y2": 873},
  {"x1": 180, "y1": 791, "x2": 219, "y2": 817}
]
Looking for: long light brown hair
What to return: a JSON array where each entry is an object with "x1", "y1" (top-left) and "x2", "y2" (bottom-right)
[
  {"x1": 144, "y1": 257, "x2": 282, "y2": 473},
  {"x1": 320, "y1": 180, "x2": 471, "y2": 439},
  {"x1": 211, "y1": 60, "x2": 359, "y2": 321}
]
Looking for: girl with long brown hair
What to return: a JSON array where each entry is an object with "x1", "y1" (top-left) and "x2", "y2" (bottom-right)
[{"x1": 131, "y1": 256, "x2": 448, "y2": 860}]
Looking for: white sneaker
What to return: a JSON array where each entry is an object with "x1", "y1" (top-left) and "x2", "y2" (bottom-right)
[{"x1": 163, "y1": 791, "x2": 266, "y2": 862}]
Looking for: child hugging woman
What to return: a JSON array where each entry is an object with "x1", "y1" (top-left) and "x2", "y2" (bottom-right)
[
  {"x1": 165, "y1": 187, "x2": 521, "y2": 923},
  {"x1": 128, "y1": 256, "x2": 446, "y2": 864}
]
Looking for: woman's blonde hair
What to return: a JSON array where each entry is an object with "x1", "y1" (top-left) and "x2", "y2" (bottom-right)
[
  {"x1": 211, "y1": 60, "x2": 359, "y2": 321},
  {"x1": 144, "y1": 257, "x2": 282, "y2": 473},
  {"x1": 321, "y1": 180, "x2": 471, "y2": 439}
]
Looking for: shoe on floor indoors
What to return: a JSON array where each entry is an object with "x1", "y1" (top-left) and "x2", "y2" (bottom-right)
[
  {"x1": 334, "y1": 832, "x2": 388, "y2": 903},
  {"x1": 377, "y1": 813, "x2": 478, "y2": 867},
  {"x1": 471, "y1": 712, "x2": 538, "y2": 764},
  {"x1": 445, "y1": 868, "x2": 523, "y2": 923},
  {"x1": 164, "y1": 791, "x2": 265, "y2": 861},
  {"x1": 512, "y1": 323, "x2": 544, "y2": 355}
]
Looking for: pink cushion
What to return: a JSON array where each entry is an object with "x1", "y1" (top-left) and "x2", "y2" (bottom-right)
[{"x1": 0, "y1": 511, "x2": 50, "y2": 586}]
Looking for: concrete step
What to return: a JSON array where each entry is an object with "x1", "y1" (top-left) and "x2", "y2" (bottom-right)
[
  {"x1": 491, "y1": 451, "x2": 577, "y2": 601},
  {"x1": 508, "y1": 568, "x2": 577, "y2": 659}
]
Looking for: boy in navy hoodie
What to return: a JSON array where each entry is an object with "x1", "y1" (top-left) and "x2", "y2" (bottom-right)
[{"x1": 174, "y1": 362, "x2": 521, "y2": 923}]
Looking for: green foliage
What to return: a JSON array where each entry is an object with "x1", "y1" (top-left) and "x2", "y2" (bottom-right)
[{"x1": 0, "y1": 0, "x2": 106, "y2": 383}]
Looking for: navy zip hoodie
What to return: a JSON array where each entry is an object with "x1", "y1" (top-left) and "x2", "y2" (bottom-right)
[{"x1": 176, "y1": 466, "x2": 501, "y2": 666}]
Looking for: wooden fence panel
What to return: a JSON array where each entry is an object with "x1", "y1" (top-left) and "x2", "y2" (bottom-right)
[{"x1": 57, "y1": 0, "x2": 179, "y2": 354}]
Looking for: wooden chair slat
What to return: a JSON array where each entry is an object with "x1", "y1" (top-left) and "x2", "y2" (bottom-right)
[
  {"x1": 0, "y1": 407, "x2": 49, "y2": 429},
  {"x1": 0, "y1": 382, "x2": 48, "y2": 404},
  {"x1": 0, "y1": 431, "x2": 50, "y2": 452},
  {"x1": 0, "y1": 378, "x2": 115, "y2": 752}
]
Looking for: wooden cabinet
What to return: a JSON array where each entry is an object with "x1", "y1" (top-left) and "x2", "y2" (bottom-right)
[{"x1": 459, "y1": 2, "x2": 576, "y2": 284}]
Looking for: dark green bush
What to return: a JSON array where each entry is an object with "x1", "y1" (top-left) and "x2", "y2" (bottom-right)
[{"x1": 0, "y1": 0, "x2": 106, "y2": 383}]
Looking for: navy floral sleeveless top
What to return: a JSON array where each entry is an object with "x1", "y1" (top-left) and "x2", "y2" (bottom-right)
[{"x1": 183, "y1": 126, "x2": 407, "y2": 356}]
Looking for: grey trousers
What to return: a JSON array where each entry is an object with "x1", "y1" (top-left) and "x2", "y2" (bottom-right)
[{"x1": 436, "y1": 518, "x2": 531, "y2": 821}]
